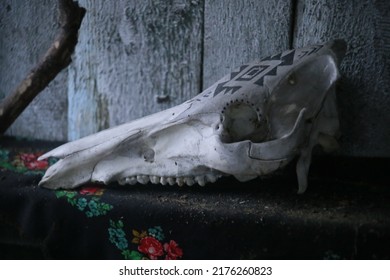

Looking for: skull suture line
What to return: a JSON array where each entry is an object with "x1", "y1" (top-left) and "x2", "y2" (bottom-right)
[{"x1": 39, "y1": 40, "x2": 346, "y2": 193}]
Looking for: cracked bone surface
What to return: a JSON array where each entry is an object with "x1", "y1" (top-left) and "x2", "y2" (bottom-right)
[{"x1": 39, "y1": 40, "x2": 346, "y2": 193}]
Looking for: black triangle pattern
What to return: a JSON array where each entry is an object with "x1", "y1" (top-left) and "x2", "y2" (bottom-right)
[
  {"x1": 254, "y1": 66, "x2": 278, "y2": 86},
  {"x1": 279, "y1": 50, "x2": 295, "y2": 66},
  {"x1": 213, "y1": 64, "x2": 249, "y2": 96},
  {"x1": 212, "y1": 49, "x2": 299, "y2": 96},
  {"x1": 230, "y1": 64, "x2": 249, "y2": 79},
  {"x1": 213, "y1": 81, "x2": 241, "y2": 97},
  {"x1": 254, "y1": 50, "x2": 296, "y2": 86}
]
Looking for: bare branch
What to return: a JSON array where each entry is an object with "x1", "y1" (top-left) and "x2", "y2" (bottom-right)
[{"x1": 0, "y1": 0, "x2": 86, "y2": 134}]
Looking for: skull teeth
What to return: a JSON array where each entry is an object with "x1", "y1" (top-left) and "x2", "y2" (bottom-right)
[
  {"x1": 184, "y1": 177, "x2": 195, "y2": 186},
  {"x1": 176, "y1": 177, "x2": 185, "y2": 187},
  {"x1": 160, "y1": 177, "x2": 168, "y2": 185},
  {"x1": 137, "y1": 175, "x2": 149, "y2": 184},
  {"x1": 167, "y1": 177, "x2": 175, "y2": 186},
  {"x1": 117, "y1": 176, "x2": 137, "y2": 185},
  {"x1": 206, "y1": 174, "x2": 218, "y2": 183},
  {"x1": 118, "y1": 174, "x2": 220, "y2": 187},
  {"x1": 195, "y1": 176, "x2": 206, "y2": 187},
  {"x1": 150, "y1": 176, "x2": 160, "y2": 184}
]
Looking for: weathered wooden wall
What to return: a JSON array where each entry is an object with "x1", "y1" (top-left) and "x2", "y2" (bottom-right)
[
  {"x1": 68, "y1": 0, "x2": 204, "y2": 140},
  {"x1": 1, "y1": 0, "x2": 389, "y2": 157},
  {"x1": 294, "y1": 0, "x2": 390, "y2": 157},
  {"x1": 0, "y1": 0, "x2": 68, "y2": 140},
  {"x1": 203, "y1": 0, "x2": 293, "y2": 88}
]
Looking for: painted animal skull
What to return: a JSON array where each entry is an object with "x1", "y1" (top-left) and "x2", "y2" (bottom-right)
[{"x1": 39, "y1": 40, "x2": 346, "y2": 193}]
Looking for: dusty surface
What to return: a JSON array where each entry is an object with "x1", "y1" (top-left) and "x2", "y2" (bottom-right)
[{"x1": 1, "y1": 136, "x2": 389, "y2": 259}]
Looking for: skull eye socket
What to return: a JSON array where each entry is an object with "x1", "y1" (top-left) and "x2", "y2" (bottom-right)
[{"x1": 221, "y1": 102, "x2": 268, "y2": 143}]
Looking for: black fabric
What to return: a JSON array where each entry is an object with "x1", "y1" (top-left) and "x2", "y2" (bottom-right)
[{"x1": 0, "y1": 136, "x2": 389, "y2": 259}]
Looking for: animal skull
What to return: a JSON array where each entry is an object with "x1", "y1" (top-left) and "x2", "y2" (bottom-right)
[{"x1": 39, "y1": 40, "x2": 346, "y2": 193}]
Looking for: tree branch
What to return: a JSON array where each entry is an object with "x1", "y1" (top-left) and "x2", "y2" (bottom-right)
[{"x1": 0, "y1": 0, "x2": 86, "y2": 134}]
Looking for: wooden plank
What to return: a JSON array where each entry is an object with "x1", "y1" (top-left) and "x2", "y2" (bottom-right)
[
  {"x1": 68, "y1": 0, "x2": 204, "y2": 140},
  {"x1": 294, "y1": 0, "x2": 390, "y2": 157},
  {"x1": 0, "y1": 0, "x2": 68, "y2": 141},
  {"x1": 203, "y1": 0, "x2": 293, "y2": 89}
]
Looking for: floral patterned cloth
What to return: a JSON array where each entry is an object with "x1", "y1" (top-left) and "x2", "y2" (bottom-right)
[
  {"x1": 108, "y1": 222, "x2": 183, "y2": 260},
  {"x1": 2, "y1": 136, "x2": 390, "y2": 259},
  {"x1": 0, "y1": 138, "x2": 184, "y2": 259},
  {"x1": 0, "y1": 149, "x2": 50, "y2": 175}
]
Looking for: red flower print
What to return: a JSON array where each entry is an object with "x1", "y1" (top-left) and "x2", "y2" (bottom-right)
[
  {"x1": 164, "y1": 240, "x2": 183, "y2": 260},
  {"x1": 138, "y1": 236, "x2": 164, "y2": 259},
  {"x1": 20, "y1": 153, "x2": 48, "y2": 170},
  {"x1": 79, "y1": 185, "x2": 104, "y2": 195}
]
